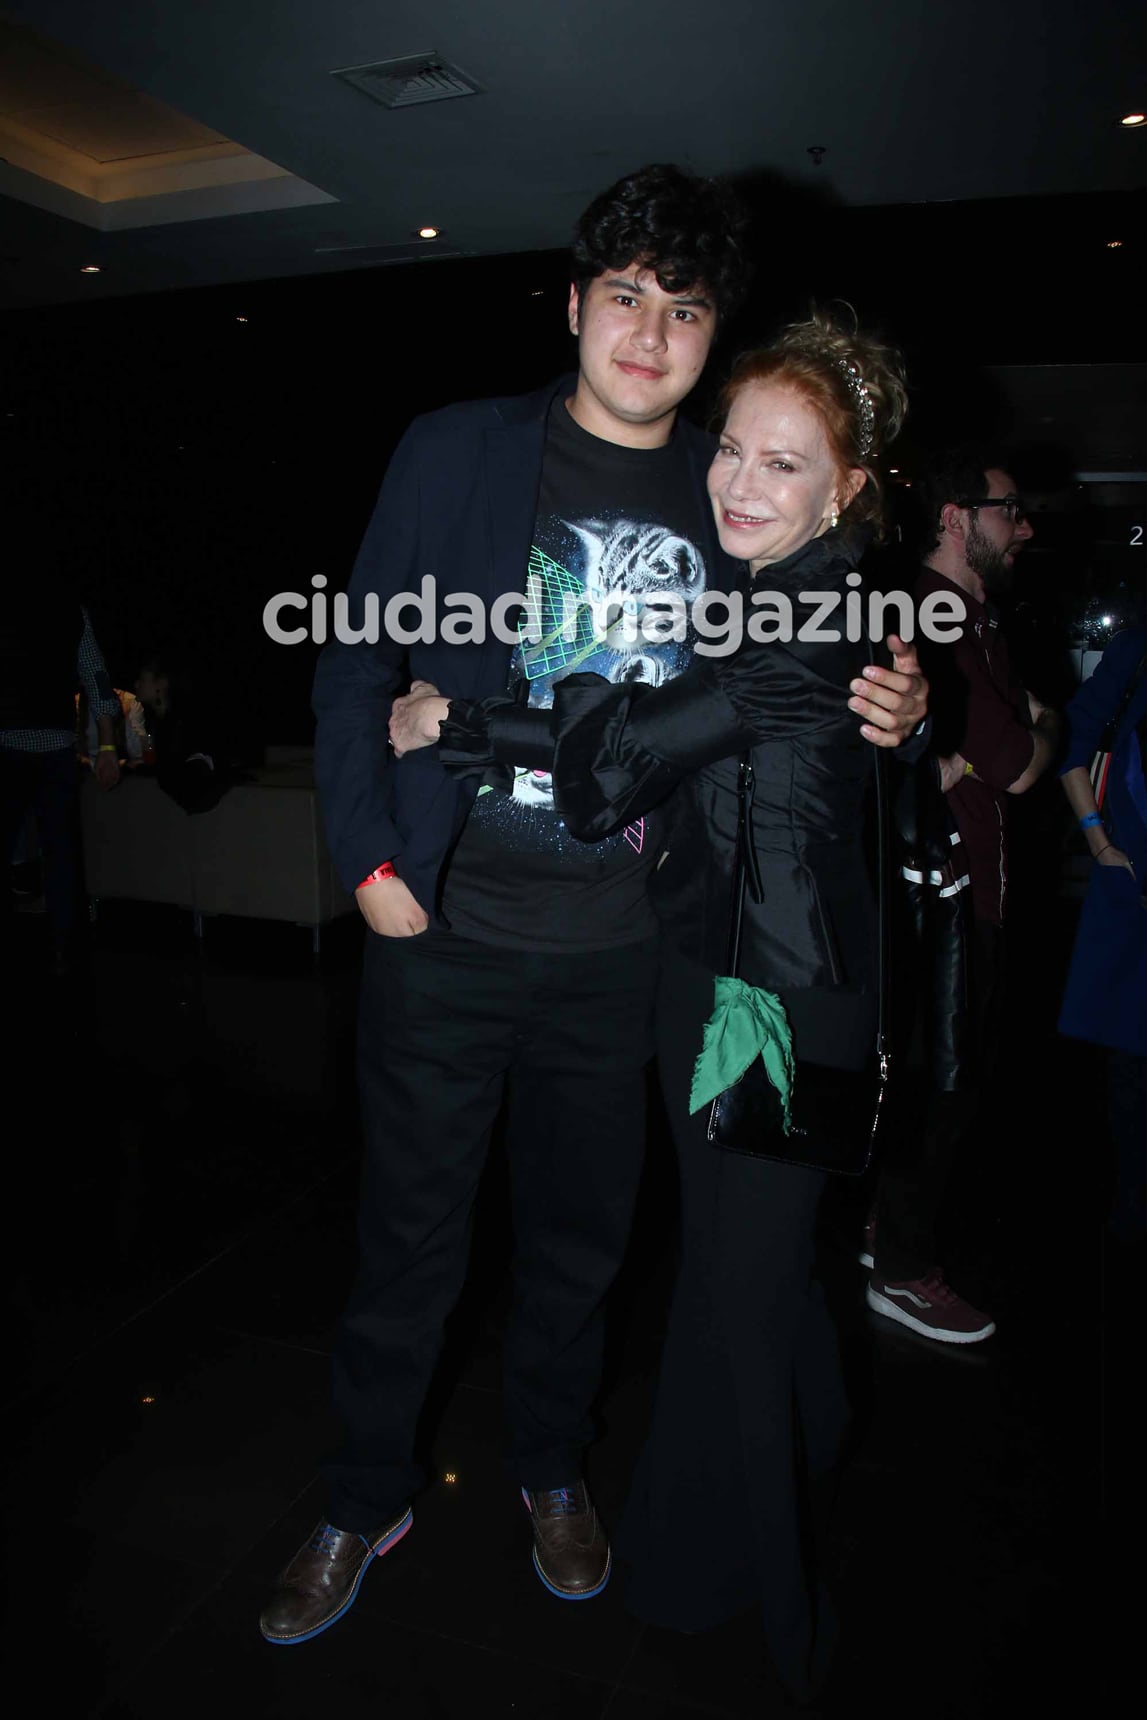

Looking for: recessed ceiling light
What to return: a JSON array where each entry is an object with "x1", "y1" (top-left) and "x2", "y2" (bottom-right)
[
  {"x1": 417, "y1": 225, "x2": 440, "y2": 240},
  {"x1": 1107, "y1": 239, "x2": 1124, "y2": 248},
  {"x1": 236, "y1": 314, "x2": 249, "y2": 321},
  {"x1": 80, "y1": 263, "x2": 101, "y2": 274},
  {"x1": 889, "y1": 467, "x2": 899, "y2": 474},
  {"x1": 1121, "y1": 112, "x2": 1146, "y2": 126}
]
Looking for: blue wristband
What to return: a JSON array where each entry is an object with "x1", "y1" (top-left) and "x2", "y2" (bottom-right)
[{"x1": 1079, "y1": 811, "x2": 1103, "y2": 830}]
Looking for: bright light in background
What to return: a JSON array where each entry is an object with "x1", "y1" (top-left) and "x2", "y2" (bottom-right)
[
  {"x1": 443, "y1": 1471, "x2": 458, "y2": 1484},
  {"x1": 1102, "y1": 616, "x2": 1113, "y2": 627},
  {"x1": 1107, "y1": 240, "x2": 1124, "y2": 248},
  {"x1": 80, "y1": 264, "x2": 101, "y2": 273},
  {"x1": 236, "y1": 315, "x2": 248, "y2": 322},
  {"x1": 1120, "y1": 113, "x2": 1146, "y2": 126},
  {"x1": 417, "y1": 225, "x2": 440, "y2": 239}
]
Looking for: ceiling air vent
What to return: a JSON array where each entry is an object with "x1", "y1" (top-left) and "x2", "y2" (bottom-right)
[{"x1": 331, "y1": 53, "x2": 481, "y2": 109}]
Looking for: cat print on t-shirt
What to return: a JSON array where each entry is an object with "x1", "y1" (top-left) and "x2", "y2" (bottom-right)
[{"x1": 473, "y1": 509, "x2": 705, "y2": 856}]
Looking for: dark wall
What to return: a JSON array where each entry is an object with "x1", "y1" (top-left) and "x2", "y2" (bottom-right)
[{"x1": 2, "y1": 186, "x2": 1143, "y2": 748}]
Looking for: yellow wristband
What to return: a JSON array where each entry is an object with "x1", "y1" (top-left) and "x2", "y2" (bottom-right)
[
  {"x1": 963, "y1": 760, "x2": 975, "y2": 777},
  {"x1": 97, "y1": 745, "x2": 117, "y2": 753}
]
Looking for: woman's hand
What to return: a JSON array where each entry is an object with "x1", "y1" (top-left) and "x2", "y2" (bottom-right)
[
  {"x1": 93, "y1": 749, "x2": 121, "y2": 791},
  {"x1": 389, "y1": 682, "x2": 449, "y2": 758},
  {"x1": 1096, "y1": 843, "x2": 1136, "y2": 877},
  {"x1": 848, "y1": 635, "x2": 928, "y2": 747}
]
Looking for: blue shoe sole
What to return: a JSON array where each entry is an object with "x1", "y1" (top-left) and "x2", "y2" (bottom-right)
[
  {"x1": 531, "y1": 1544, "x2": 612, "y2": 1600},
  {"x1": 261, "y1": 1507, "x2": 413, "y2": 1644}
]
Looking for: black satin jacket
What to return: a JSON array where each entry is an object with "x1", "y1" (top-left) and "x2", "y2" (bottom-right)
[{"x1": 446, "y1": 529, "x2": 886, "y2": 1070}]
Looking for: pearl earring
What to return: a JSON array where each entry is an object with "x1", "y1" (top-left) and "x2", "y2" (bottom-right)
[{"x1": 829, "y1": 509, "x2": 839, "y2": 531}]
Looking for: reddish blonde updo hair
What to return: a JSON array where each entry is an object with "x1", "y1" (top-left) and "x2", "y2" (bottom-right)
[{"x1": 717, "y1": 307, "x2": 908, "y2": 532}]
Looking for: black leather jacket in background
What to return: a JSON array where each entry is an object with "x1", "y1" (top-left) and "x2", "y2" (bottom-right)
[{"x1": 891, "y1": 754, "x2": 973, "y2": 1092}]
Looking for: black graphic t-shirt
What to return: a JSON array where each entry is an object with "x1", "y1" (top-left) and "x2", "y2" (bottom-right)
[{"x1": 443, "y1": 397, "x2": 711, "y2": 951}]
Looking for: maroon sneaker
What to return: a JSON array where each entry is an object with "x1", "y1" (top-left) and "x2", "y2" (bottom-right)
[{"x1": 866, "y1": 1268, "x2": 995, "y2": 1344}]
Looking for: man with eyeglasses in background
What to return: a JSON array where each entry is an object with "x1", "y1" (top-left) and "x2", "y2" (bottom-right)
[{"x1": 862, "y1": 451, "x2": 1060, "y2": 1344}]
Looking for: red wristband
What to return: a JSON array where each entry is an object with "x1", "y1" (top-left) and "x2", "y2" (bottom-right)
[{"x1": 358, "y1": 861, "x2": 398, "y2": 888}]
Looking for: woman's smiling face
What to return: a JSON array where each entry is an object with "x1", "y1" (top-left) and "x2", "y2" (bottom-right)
[{"x1": 707, "y1": 381, "x2": 861, "y2": 570}]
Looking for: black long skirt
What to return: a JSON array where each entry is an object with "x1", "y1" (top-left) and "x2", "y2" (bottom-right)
[{"x1": 619, "y1": 942, "x2": 850, "y2": 1699}]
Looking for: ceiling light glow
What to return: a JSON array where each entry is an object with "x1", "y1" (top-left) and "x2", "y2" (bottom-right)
[
  {"x1": 1107, "y1": 239, "x2": 1124, "y2": 248},
  {"x1": 80, "y1": 263, "x2": 101, "y2": 273},
  {"x1": 417, "y1": 225, "x2": 440, "y2": 239},
  {"x1": 1121, "y1": 113, "x2": 1146, "y2": 126}
]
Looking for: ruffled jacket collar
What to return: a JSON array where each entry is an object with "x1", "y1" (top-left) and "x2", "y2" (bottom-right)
[{"x1": 743, "y1": 523, "x2": 870, "y2": 589}]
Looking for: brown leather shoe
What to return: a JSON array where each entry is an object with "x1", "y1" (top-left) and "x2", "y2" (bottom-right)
[
  {"x1": 522, "y1": 1483, "x2": 611, "y2": 1599},
  {"x1": 259, "y1": 1508, "x2": 412, "y2": 1643}
]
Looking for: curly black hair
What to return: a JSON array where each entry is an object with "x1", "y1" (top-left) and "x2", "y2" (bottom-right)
[{"x1": 570, "y1": 163, "x2": 750, "y2": 323}]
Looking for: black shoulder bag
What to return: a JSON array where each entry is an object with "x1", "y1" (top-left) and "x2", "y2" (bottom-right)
[{"x1": 706, "y1": 749, "x2": 891, "y2": 1176}]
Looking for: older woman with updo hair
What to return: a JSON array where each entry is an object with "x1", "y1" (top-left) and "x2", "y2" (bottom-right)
[{"x1": 390, "y1": 310, "x2": 916, "y2": 1699}]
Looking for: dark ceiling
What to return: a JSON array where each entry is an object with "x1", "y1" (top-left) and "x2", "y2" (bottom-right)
[
  {"x1": 1, "y1": 1, "x2": 1145, "y2": 484},
  {"x1": 1, "y1": 0, "x2": 1145, "y2": 308}
]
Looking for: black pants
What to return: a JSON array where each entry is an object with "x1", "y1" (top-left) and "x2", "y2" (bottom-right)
[
  {"x1": 323, "y1": 927, "x2": 657, "y2": 1532},
  {"x1": 875, "y1": 917, "x2": 1005, "y2": 1281},
  {"x1": 621, "y1": 944, "x2": 847, "y2": 1701},
  {"x1": 0, "y1": 747, "x2": 82, "y2": 955}
]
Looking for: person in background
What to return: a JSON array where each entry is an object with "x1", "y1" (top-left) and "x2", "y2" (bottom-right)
[
  {"x1": 134, "y1": 654, "x2": 230, "y2": 813},
  {"x1": 78, "y1": 686, "x2": 151, "y2": 768},
  {"x1": 863, "y1": 449, "x2": 1059, "y2": 1343},
  {"x1": 0, "y1": 578, "x2": 121, "y2": 974},
  {"x1": 1057, "y1": 624, "x2": 1147, "y2": 1260}
]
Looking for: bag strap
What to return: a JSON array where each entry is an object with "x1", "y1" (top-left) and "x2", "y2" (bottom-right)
[
  {"x1": 873, "y1": 749, "x2": 890, "y2": 1062},
  {"x1": 723, "y1": 752, "x2": 753, "y2": 977},
  {"x1": 724, "y1": 747, "x2": 891, "y2": 1051}
]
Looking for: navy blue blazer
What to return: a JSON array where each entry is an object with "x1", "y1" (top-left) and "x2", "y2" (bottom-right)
[{"x1": 313, "y1": 374, "x2": 735, "y2": 915}]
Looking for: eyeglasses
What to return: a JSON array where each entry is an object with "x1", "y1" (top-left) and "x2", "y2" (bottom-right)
[{"x1": 960, "y1": 495, "x2": 1029, "y2": 524}]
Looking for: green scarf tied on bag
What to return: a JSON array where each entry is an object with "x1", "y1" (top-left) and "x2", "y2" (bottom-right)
[{"x1": 688, "y1": 975, "x2": 795, "y2": 1134}]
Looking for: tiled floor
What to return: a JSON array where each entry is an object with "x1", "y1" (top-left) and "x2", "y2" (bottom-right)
[{"x1": 3, "y1": 895, "x2": 1101, "y2": 1717}]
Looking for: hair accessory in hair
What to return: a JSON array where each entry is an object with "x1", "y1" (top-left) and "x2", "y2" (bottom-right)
[{"x1": 833, "y1": 356, "x2": 875, "y2": 459}]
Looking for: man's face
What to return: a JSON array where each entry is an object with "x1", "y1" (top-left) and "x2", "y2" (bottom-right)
[
  {"x1": 962, "y1": 468, "x2": 1034, "y2": 596},
  {"x1": 567, "y1": 263, "x2": 717, "y2": 447}
]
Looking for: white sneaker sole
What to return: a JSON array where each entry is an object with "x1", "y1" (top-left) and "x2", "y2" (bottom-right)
[
  {"x1": 865, "y1": 1284, "x2": 996, "y2": 1344},
  {"x1": 858, "y1": 1249, "x2": 874, "y2": 1270}
]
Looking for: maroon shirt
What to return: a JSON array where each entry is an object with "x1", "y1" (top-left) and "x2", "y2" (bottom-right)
[{"x1": 915, "y1": 567, "x2": 1036, "y2": 925}]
